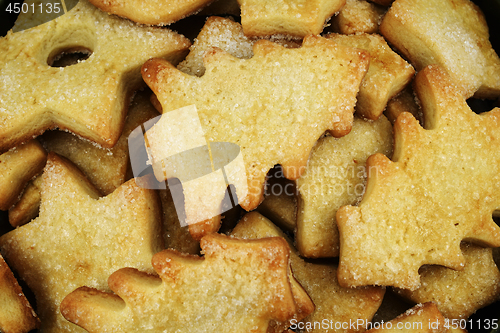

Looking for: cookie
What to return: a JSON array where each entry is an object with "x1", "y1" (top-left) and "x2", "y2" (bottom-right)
[
  {"x1": 0, "y1": 0, "x2": 190, "y2": 152},
  {"x1": 88, "y1": 0, "x2": 214, "y2": 26},
  {"x1": 296, "y1": 116, "x2": 393, "y2": 258},
  {"x1": 61, "y1": 233, "x2": 300, "y2": 333},
  {"x1": 0, "y1": 153, "x2": 163, "y2": 332},
  {"x1": 231, "y1": 212, "x2": 385, "y2": 333},
  {"x1": 385, "y1": 85, "x2": 423, "y2": 126},
  {"x1": 7, "y1": 90, "x2": 159, "y2": 227},
  {"x1": 41, "y1": 90, "x2": 160, "y2": 196},
  {"x1": 0, "y1": 253, "x2": 39, "y2": 333},
  {"x1": 0, "y1": 140, "x2": 46, "y2": 211},
  {"x1": 237, "y1": 0, "x2": 346, "y2": 37},
  {"x1": 395, "y1": 243, "x2": 500, "y2": 319},
  {"x1": 331, "y1": 0, "x2": 386, "y2": 35},
  {"x1": 8, "y1": 174, "x2": 42, "y2": 227},
  {"x1": 142, "y1": 35, "x2": 370, "y2": 215},
  {"x1": 177, "y1": 16, "x2": 300, "y2": 77},
  {"x1": 325, "y1": 33, "x2": 415, "y2": 120},
  {"x1": 380, "y1": 0, "x2": 500, "y2": 99},
  {"x1": 336, "y1": 65, "x2": 500, "y2": 290},
  {"x1": 230, "y1": 212, "x2": 317, "y2": 330}
]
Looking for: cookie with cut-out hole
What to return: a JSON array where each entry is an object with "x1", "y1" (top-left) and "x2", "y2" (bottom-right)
[
  {"x1": 296, "y1": 116, "x2": 393, "y2": 258},
  {"x1": 61, "y1": 233, "x2": 298, "y2": 333},
  {"x1": 0, "y1": 253, "x2": 40, "y2": 333},
  {"x1": 143, "y1": 35, "x2": 369, "y2": 214},
  {"x1": 0, "y1": 0, "x2": 190, "y2": 153},
  {"x1": 380, "y1": 0, "x2": 500, "y2": 99},
  {"x1": 331, "y1": 0, "x2": 386, "y2": 35},
  {"x1": 336, "y1": 65, "x2": 500, "y2": 291},
  {"x1": 237, "y1": 0, "x2": 346, "y2": 37},
  {"x1": 395, "y1": 243, "x2": 500, "y2": 319},
  {"x1": 0, "y1": 153, "x2": 163, "y2": 332},
  {"x1": 88, "y1": 0, "x2": 214, "y2": 26},
  {"x1": 0, "y1": 140, "x2": 46, "y2": 211},
  {"x1": 231, "y1": 212, "x2": 385, "y2": 333},
  {"x1": 325, "y1": 33, "x2": 415, "y2": 120}
]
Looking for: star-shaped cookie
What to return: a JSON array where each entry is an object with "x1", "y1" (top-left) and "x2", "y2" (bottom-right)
[
  {"x1": 143, "y1": 35, "x2": 369, "y2": 211},
  {"x1": 61, "y1": 233, "x2": 299, "y2": 333},
  {"x1": 237, "y1": 0, "x2": 346, "y2": 37},
  {"x1": 0, "y1": 0, "x2": 190, "y2": 152},
  {"x1": 336, "y1": 65, "x2": 500, "y2": 290},
  {"x1": 0, "y1": 153, "x2": 163, "y2": 332}
]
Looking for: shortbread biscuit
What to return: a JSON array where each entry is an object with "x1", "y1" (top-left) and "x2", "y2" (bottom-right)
[
  {"x1": 0, "y1": 153, "x2": 163, "y2": 332},
  {"x1": 326, "y1": 33, "x2": 415, "y2": 120},
  {"x1": 331, "y1": 0, "x2": 386, "y2": 35},
  {"x1": 143, "y1": 35, "x2": 369, "y2": 213},
  {"x1": 365, "y1": 303, "x2": 446, "y2": 332},
  {"x1": 385, "y1": 86, "x2": 423, "y2": 126},
  {"x1": 380, "y1": 0, "x2": 500, "y2": 99},
  {"x1": 178, "y1": 16, "x2": 254, "y2": 77},
  {"x1": 61, "y1": 233, "x2": 299, "y2": 333},
  {"x1": 0, "y1": 0, "x2": 190, "y2": 152},
  {"x1": 8, "y1": 91, "x2": 159, "y2": 227},
  {"x1": 0, "y1": 140, "x2": 46, "y2": 211},
  {"x1": 296, "y1": 116, "x2": 393, "y2": 258},
  {"x1": 41, "y1": 90, "x2": 159, "y2": 196},
  {"x1": 336, "y1": 65, "x2": 500, "y2": 290},
  {"x1": 178, "y1": 16, "x2": 300, "y2": 77},
  {"x1": 395, "y1": 243, "x2": 500, "y2": 319},
  {"x1": 231, "y1": 213, "x2": 316, "y2": 331},
  {"x1": 8, "y1": 174, "x2": 42, "y2": 227},
  {"x1": 232, "y1": 212, "x2": 385, "y2": 333},
  {"x1": 0, "y1": 253, "x2": 39, "y2": 333},
  {"x1": 238, "y1": 0, "x2": 346, "y2": 37},
  {"x1": 88, "y1": 0, "x2": 214, "y2": 26}
]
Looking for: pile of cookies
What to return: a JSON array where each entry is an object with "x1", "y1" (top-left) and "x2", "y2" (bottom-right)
[{"x1": 1, "y1": 0, "x2": 500, "y2": 332}]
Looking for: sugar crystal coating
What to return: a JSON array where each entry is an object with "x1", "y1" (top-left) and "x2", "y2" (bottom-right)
[
  {"x1": 337, "y1": 65, "x2": 500, "y2": 290},
  {"x1": 0, "y1": 153, "x2": 163, "y2": 332},
  {"x1": 61, "y1": 233, "x2": 298, "y2": 333}
]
